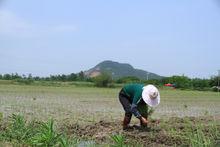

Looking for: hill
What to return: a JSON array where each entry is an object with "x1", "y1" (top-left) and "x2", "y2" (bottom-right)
[{"x1": 84, "y1": 60, "x2": 163, "y2": 80}]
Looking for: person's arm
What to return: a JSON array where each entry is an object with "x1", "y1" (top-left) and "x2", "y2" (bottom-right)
[
  {"x1": 131, "y1": 103, "x2": 148, "y2": 125},
  {"x1": 130, "y1": 103, "x2": 141, "y2": 118},
  {"x1": 131, "y1": 92, "x2": 148, "y2": 125}
]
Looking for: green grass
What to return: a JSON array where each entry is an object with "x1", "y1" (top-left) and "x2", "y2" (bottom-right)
[
  {"x1": 1, "y1": 114, "x2": 219, "y2": 146},
  {"x1": 0, "y1": 83, "x2": 219, "y2": 146},
  {"x1": 110, "y1": 134, "x2": 126, "y2": 147},
  {"x1": 0, "y1": 84, "x2": 120, "y2": 124},
  {"x1": 169, "y1": 119, "x2": 220, "y2": 147},
  {"x1": 0, "y1": 84, "x2": 219, "y2": 124},
  {"x1": 0, "y1": 114, "x2": 80, "y2": 147}
]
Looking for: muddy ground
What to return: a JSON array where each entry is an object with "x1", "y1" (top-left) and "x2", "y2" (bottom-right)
[
  {"x1": 0, "y1": 116, "x2": 219, "y2": 146},
  {"x1": 62, "y1": 116, "x2": 220, "y2": 146}
]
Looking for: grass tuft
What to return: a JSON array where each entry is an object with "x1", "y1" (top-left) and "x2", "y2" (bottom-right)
[{"x1": 110, "y1": 134, "x2": 127, "y2": 147}]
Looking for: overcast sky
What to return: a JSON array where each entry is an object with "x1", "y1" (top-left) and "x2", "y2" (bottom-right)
[{"x1": 0, "y1": 0, "x2": 219, "y2": 78}]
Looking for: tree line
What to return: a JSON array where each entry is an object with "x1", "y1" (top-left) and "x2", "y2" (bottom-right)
[
  {"x1": 0, "y1": 72, "x2": 219, "y2": 91},
  {"x1": 94, "y1": 73, "x2": 219, "y2": 91},
  {"x1": 0, "y1": 71, "x2": 86, "y2": 82}
]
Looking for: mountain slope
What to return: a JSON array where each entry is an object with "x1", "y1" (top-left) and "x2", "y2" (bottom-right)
[{"x1": 84, "y1": 60, "x2": 163, "y2": 80}]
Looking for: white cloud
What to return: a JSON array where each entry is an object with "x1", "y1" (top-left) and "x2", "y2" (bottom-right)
[{"x1": 0, "y1": 9, "x2": 77, "y2": 38}]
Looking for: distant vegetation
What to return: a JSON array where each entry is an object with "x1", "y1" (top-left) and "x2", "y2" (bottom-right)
[
  {"x1": 93, "y1": 72, "x2": 114, "y2": 88},
  {"x1": 0, "y1": 72, "x2": 219, "y2": 91},
  {"x1": 0, "y1": 72, "x2": 88, "y2": 83}
]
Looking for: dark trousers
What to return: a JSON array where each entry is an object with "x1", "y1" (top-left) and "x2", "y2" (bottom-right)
[
  {"x1": 119, "y1": 89, "x2": 132, "y2": 116},
  {"x1": 119, "y1": 89, "x2": 149, "y2": 118}
]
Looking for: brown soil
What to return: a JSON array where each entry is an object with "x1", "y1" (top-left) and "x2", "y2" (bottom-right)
[{"x1": 62, "y1": 116, "x2": 220, "y2": 146}]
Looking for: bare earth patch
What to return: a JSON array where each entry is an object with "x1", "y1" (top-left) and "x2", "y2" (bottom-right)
[{"x1": 62, "y1": 116, "x2": 220, "y2": 146}]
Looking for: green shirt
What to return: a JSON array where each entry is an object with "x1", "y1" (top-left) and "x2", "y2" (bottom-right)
[{"x1": 123, "y1": 84, "x2": 144, "y2": 105}]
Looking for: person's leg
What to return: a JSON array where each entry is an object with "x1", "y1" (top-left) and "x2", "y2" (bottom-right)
[{"x1": 119, "y1": 90, "x2": 132, "y2": 129}]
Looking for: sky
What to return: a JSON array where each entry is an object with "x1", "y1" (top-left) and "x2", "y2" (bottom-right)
[{"x1": 0, "y1": 0, "x2": 219, "y2": 78}]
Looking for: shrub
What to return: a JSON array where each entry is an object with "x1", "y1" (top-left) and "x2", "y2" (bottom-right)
[
  {"x1": 144, "y1": 79, "x2": 162, "y2": 86},
  {"x1": 116, "y1": 76, "x2": 140, "y2": 84},
  {"x1": 209, "y1": 76, "x2": 219, "y2": 87},
  {"x1": 15, "y1": 79, "x2": 34, "y2": 85},
  {"x1": 191, "y1": 78, "x2": 209, "y2": 90},
  {"x1": 163, "y1": 75, "x2": 191, "y2": 89},
  {"x1": 94, "y1": 73, "x2": 113, "y2": 87}
]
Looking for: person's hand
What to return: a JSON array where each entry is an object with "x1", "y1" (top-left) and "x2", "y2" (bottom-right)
[{"x1": 140, "y1": 117, "x2": 148, "y2": 125}]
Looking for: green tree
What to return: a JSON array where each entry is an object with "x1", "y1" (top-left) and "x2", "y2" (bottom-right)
[
  {"x1": 60, "y1": 74, "x2": 67, "y2": 82},
  {"x1": 28, "y1": 73, "x2": 33, "y2": 80},
  {"x1": 94, "y1": 73, "x2": 113, "y2": 87},
  {"x1": 144, "y1": 79, "x2": 162, "y2": 86},
  {"x1": 34, "y1": 76, "x2": 41, "y2": 81},
  {"x1": 116, "y1": 76, "x2": 140, "y2": 84},
  {"x1": 3, "y1": 74, "x2": 11, "y2": 80},
  {"x1": 12, "y1": 73, "x2": 22, "y2": 79},
  {"x1": 191, "y1": 78, "x2": 209, "y2": 90},
  {"x1": 68, "y1": 73, "x2": 77, "y2": 81},
  {"x1": 78, "y1": 71, "x2": 85, "y2": 81},
  {"x1": 50, "y1": 75, "x2": 57, "y2": 81},
  {"x1": 209, "y1": 76, "x2": 219, "y2": 87},
  {"x1": 163, "y1": 75, "x2": 191, "y2": 89}
]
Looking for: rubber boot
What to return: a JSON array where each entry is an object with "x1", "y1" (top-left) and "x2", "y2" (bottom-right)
[{"x1": 122, "y1": 114, "x2": 132, "y2": 130}]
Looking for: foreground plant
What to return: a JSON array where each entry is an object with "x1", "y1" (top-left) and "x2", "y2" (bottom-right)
[
  {"x1": 0, "y1": 114, "x2": 78, "y2": 147},
  {"x1": 29, "y1": 119, "x2": 62, "y2": 146},
  {"x1": 0, "y1": 112, "x2": 3, "y2": 122},
  {"x1": 59, "y1": 135, "x2": 80, "y2": 147},
  {"x1": 110, "y1": 134, "x2": 127, "y2": 147},
  {"x1": 170, "y1": 119, "x2": 220, "y2": 147},
  {"x1": 0, "y1": 114, "x2": 30, "y2": 144},
  {"x1": 186, "y1": 124, "x2": 219, "y2": 147}
]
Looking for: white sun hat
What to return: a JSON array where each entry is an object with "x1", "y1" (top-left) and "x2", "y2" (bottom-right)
[{"x1": 142, "y1": 84, "x2": 160, "y2": 107}]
